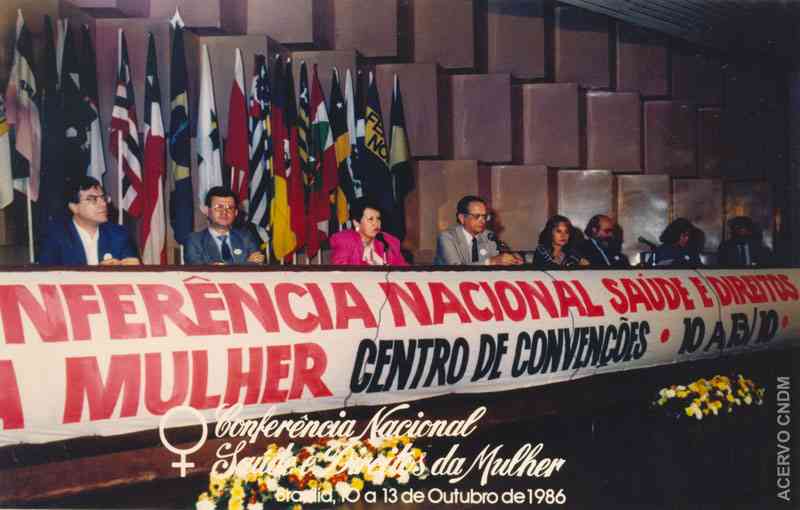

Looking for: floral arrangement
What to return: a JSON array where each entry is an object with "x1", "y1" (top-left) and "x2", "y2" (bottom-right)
[
  {"x1": 653, "y1": 374, "x2": 765, "y2": 421},
  {"x1": 196, "y1": 436, "x2": 428, "y2": 510}
]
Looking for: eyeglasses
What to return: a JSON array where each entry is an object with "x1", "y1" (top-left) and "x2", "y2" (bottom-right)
[
  {"x1": 211, "y1": 204, "x2": 237, "y2": 213},
  {"x1": 81, "y1": 194, "x2": 111, "y2": 205},
  {"x1": 464, "y1": 212, "x2": 492, "y2": 221}
]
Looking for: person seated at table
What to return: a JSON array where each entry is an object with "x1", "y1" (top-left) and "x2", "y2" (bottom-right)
[
  {"x1": 576, "y1": 214, "x2": 630, "y2": 268},
  {"x1": 183, "y1": 186, "x2": 264, "y2": 265},
  {"x1": 38, "y1": 176, "x2": 140, "y2": 266},
  {"x1": 654, "y1": 217, "x2": 703, "y2": 267},
  {"x1": 330, "y1": 199, "x2": 408, "y2": 266},
  {"x1": 433, "y1": 195, "x2": 523, "y2": 266},
  {"x1": 716, "y1": 216, "x2": 773, "y2": 267},
  {"x1": 533, "y1": 214, "x2": 589, "y2": 269}
]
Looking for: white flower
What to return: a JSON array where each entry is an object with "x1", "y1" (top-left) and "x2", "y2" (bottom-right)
[
  {"x1": 275, "y1": 487, "x2": 291, "y2": 502},
  {"x1": 196, "y1": 499, "x2": 216, "y2": 510},
  {"x1": 335, "y1": 481, "x2": 353, "y2": 500},
  {"x1": 397, "y1": 470, "x2": 410, "y2": 484},
  {"x1": 300, "y1": 489, "x2": 317, "y2": 503},
  {"x1": 247, "y1": 503, "x2": 263, "y2": 510},
  {"x1": 666, "y1": 389, "x2": 676, "y2": 398},
  {"x1": 372, "y1": 469, "x2": 386, "y2": 485},
  {"x1": 265, "y1": 477, "x2": 278, "y2": 492}
]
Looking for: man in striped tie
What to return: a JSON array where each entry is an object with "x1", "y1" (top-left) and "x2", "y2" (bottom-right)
[{"x1": 183, "y1": 186, "x2": 264, "y2": 265}]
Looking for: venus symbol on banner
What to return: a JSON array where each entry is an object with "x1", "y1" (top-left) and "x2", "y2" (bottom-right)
[{"x1": 158, "y1": 405, "x2": 208, "y2": 477}]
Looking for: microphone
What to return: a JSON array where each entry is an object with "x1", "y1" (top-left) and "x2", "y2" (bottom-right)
[
  {"x1": 375, "y1": 232, "x2": 390, "y2": 253},
  {"x1": 487, "y1": 231, "x2": 511, "y2": 253},
  {"x1": 638, "y1": 236, "x2": 658, "y2": 250}
]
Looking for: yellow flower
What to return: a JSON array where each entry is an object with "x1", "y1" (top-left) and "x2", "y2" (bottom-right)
[
  {"x1": 351, "y1": 477, "x2": 365, "y2": 491},
  {"x1": 292, "y1": 505, "x2": 302, "y2": 510},
  {"x1": 228, "y1": 497, "x2": 243, "y2": 510},
  {"x1": 412, "y1": 448, "x2": 423, "y2": 459},
  {"x1": 308, "y1": 479, "x2": 319, "y2": 489},
  {"x1": 400, "y1": 436, "x2": 411, "y2": 445},
  {"x1": 231, "y1": 484, "x2": 245, "y2": 500},
  {"x1": 321, "y1": 481, "x2": 333, "y2": 494}
]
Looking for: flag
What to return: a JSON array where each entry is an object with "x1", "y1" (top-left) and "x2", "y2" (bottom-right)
[
  {"x1": 168, "y1": 11, "x2": 193, "y2": 246},
  {"x1": 5, "y1": 9, "x2": 41, "y2": 200},
  {"x1": 297, "y1": 62, "x2": 312, "y2": 192},
  {"x1": 60, "y1": 20, "x2": 95, "y2": 187},
  {"x1": 196, "y1": 44, "x2": 223, "y2": 211},
  {"x1": 269, "y1": 58, "x2": 296, "y2": 259},
  {"x1": 389, "y1": 74, "x2": 413, "y2": 241},
  {"x1": 248, "y1": 54, "x2": 272, "y2": 244},
  {"x1": 305, "y1": 64, "x2": 337, "y2": 258},
  {"x1": 141, "y1": 33, "x2": 166, "y2": 264},
  {"x1": 80, "y1": 24, "x2": 107, "y2": 182},
  {"x1": 344, "y1": 68, "x2": 363, "y2": 199},
  {"x1": 285, "y1": 60, "x2": 306, "y2": 254},
  {"x1": 37, "y1": 15, "x2": 66, "y2": 230},
  {"x1": 361, "y1": 72, "x2": 393, "y2": 231},
  {"x1": 110, "y1": 29, "x2": 144, "y2": 217},
  {"x1": 225, "y1": 48, "x2": 249, "y2": 205},
  {"x1": 329, "y1": 69, "x2": 355, "y2": 232},
  {"x1": 0, "y1": 97, "x2": 12, "y2": 209}
]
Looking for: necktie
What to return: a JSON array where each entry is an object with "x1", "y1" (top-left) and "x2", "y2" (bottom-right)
[
  {"x1": 471, "y1": 237, "x2": 479, "y2": 263},
  {"x1": 220, "y1": 235, "x2": 233, "y2": 263}
]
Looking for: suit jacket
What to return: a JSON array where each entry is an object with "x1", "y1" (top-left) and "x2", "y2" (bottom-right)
[
  {"x1": 716, "y1": 239, "x2": 772, "y2": 267},
  {"x1": 183, "y1": 228, "x2": 261, "y2": 265},
  {"x1": 433, "y1": 225, "x2": 499, "y2": 265},
  {"x1": 329, "y1": 229, "x2": 408, "y2": 266},
  {"x1": 38, "y1": 219, "x2": 138, "y2": 266},
  {"x1": 576, "y1": 238, "x2": 630, "y2": 268}
]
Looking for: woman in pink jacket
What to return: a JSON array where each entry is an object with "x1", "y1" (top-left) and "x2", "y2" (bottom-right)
[{"x1": 330, "y1": 200, "x2": 408, "y2": 266}]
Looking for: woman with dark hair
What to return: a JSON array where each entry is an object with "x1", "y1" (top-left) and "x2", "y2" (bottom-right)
[
  {"x1": 654, "y1": 217, "x2": 703, "y2": 267},
  {"x1": 329, "y1": 199, "x2": 408, "y2": 266},
  {"x1": 532, "y1": 215, "x2": 589, "y2": 269}
]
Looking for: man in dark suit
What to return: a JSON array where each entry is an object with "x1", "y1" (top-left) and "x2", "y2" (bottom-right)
[
  {"x1": 38, "y1": 176, "x2": 140, "y2": 266},
  {"x1": 183, "y1": 186, "x2": 264, "y2": 265},
  {"x1": 577, "y1": 214, "x2": 630, "y2": 268},
  {"x1": 433, "y1": 195, "x2": 522, "y2": 266},
  {"x1": 717, "y1": 216, "x2": 773, "y2": 267}
]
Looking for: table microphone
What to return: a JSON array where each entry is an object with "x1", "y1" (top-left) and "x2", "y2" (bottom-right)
[{"x1": 638, "y1": 236, "x2": 658, "y2": 250}]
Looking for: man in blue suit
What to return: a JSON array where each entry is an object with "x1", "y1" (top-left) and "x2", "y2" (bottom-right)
[
  {"x1": 183, "y1": 186, "x2": 264, "y2": 265},
  {"x1": 38, "y1": 177, "x2": 140, "y2": 266}
]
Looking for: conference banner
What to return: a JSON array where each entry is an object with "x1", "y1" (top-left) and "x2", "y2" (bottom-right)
[{"x1": 1, "y1": 268, "x2": 797, "y2": 446}]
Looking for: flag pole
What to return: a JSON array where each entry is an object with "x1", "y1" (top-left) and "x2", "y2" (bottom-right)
[
  {"x1": 117, "y1": 130, "x2": 123, "y2": 224},
  {"x1": 26, "y1": 180, "x2": 33, "y2": 263}
]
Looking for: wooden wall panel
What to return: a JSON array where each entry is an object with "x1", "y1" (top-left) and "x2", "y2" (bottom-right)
[
  {"x1": 450, "y1": 74, "x2": 511, "y2": 162},
  {"x1": 408, "y1": 160, "x2": 480, "y2": 263},
  {"x1": 617, "y1": 175, "x2": 670, "y2": 264},
  {"x1": 555, "y1": 5, "x2": 610, "y2": 89},
  {"x1": 673, "y1": 179, "x2": 724, "y2": 252},
  {"x1": 616, "y1": 22, "x2": 668, "y2": 96},
  {"x1": 375, "y1": 63, "x2": 440, "y2": 157},
  {"x1": 519, "y1": 83, "x2": 580, "y2": 167},
  {"x1": 586, "y1": 92, "x2": 641, "y2": 171},
  {"x1": 557, "y1": 170, "x2": 614, "y2": 236},
  {"x1": 315, "y1": 0, "x2": 397, "y2": 57},
  {"x1": 116, "y1": 0, "x2": 221, "y2": 27},
  {"x1": 485, "y1": 165, "x2": 555, "y2": 251},
  {"x1": 644, "y1": 100, "x2": 697, "y2": 176},
  {"x1": 409, "y1": 0, "x2": 474, "y2": 69},
  {"x1": 221, "y1": 0, "x2": 314, "y2": 43},
  {"x1": 484, "y1": 0, "x2": 546, "y2": 79}
]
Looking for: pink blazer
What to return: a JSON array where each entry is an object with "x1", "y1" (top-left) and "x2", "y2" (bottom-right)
[{"x1": 330, "y1": 230, "x2": 408, "y2": 266}]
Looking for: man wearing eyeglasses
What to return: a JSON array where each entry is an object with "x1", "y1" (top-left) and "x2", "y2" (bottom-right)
[
  {"x1": 38, "y1": 176, "x2": 141, "y2": 265},
  {"x1": 183, "y1": 186, "x2": 264, "y2": 265},
  {"x1": 433, "y1": 195, "x2": 523, "y2": 266}
]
